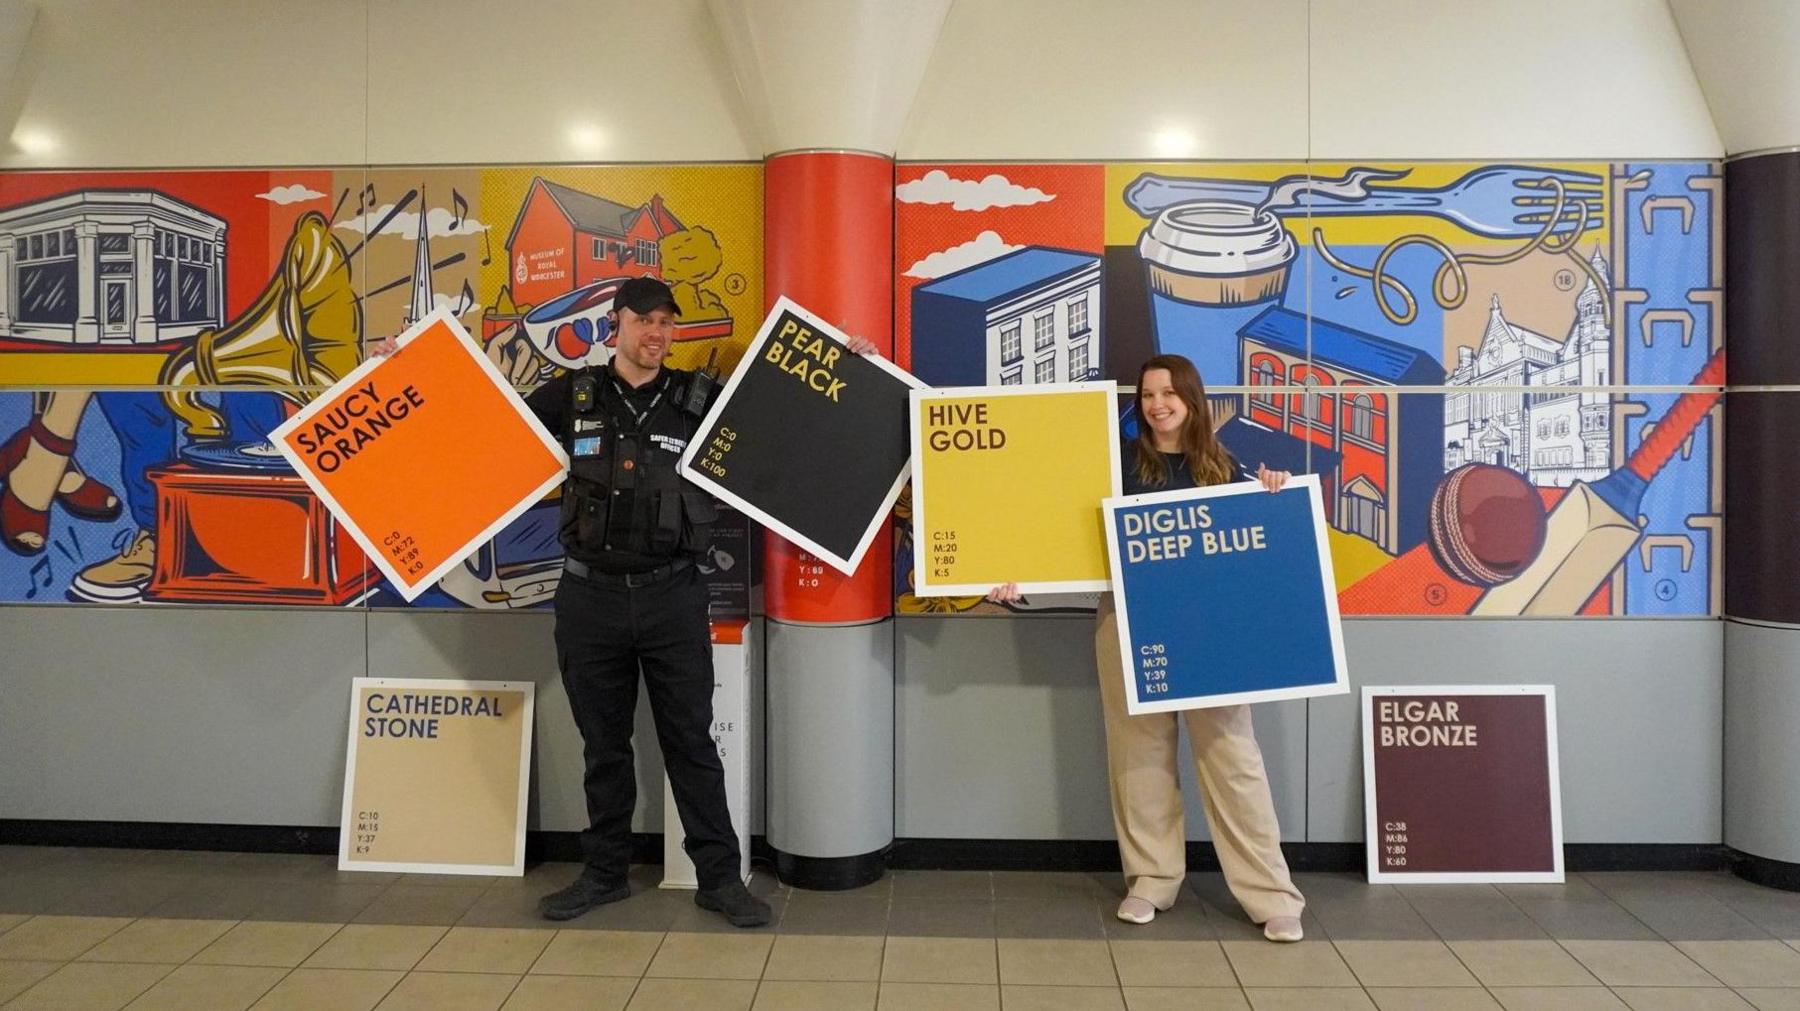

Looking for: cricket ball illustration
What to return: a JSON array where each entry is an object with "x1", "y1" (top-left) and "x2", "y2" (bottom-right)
[{"x1": 1427, "y1": 463, "x2": 1548, "y2": 587}]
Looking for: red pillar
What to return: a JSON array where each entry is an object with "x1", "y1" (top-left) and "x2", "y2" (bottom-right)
[{"x1": 762, "y1": 151, "x2": 894, "y2": 624}]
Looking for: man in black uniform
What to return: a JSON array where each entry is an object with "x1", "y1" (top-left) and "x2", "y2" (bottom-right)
[{"x1": 524, "y1": 277, "x2": 769, "y2": 927}]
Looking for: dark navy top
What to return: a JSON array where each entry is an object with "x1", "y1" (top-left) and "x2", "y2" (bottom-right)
[{"x1": 1120, "y1": 445, "x2": 1250, "y2": 497}]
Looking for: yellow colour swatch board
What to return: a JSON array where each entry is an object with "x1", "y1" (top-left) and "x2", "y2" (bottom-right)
[{"x1": 909, "y1": 383, "x2": 1120, "y2": 596}]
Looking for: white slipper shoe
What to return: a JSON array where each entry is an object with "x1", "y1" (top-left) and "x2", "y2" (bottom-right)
[
  {"x1": 1116, "y1": 896, "x2": 1157, "y2": 924},
  {"x1": 1262, "y1": 915, "x2": 1304, "y2": 942}
]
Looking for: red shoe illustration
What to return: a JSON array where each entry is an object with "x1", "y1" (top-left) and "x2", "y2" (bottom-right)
[
  {"x1": 54, "y1": 461, "x2": 122, "y2": 521},
  {"x1": 0, "y1": 484, "x2": 47, "y2": 556},
  {"x1": 0, "y1": 416, "x2": 122, "y2": 554}
]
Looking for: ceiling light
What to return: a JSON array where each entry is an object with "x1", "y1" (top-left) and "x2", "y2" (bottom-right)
[
  {"x1": 566, "y1": 124, "x2": 605, "y2": 155},
  {"x1": 1153, "y1": 126, "x2": 1199, "y2": 158},
  {"x1": 12, "y1": 128, "x2": 57, "y2": 156}
]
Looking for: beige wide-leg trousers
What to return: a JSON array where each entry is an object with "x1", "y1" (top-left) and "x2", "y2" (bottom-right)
[{"x1": 1094, "y1": 595, "x2": 1305, "y2": 921}]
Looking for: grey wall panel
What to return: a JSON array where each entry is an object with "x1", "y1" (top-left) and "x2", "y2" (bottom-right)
[
  {"x1": 365, "y1": 612, "x2": 769, "y2": 837},
  {"x1": 5, "y1": 605, "x2": 1720, "y2": 850},
  {"x1": 895, "y1": 616, "x2": 1307, "y2": 841},
  {"x1": 1309, "y1": 619, "x2": 1724, "y2": 844},
  {"x1": 0, "y1": 607, "x2": 769, "y2": 838},
  {"x1": 361, "y1": 610, "x2": 632, "y2": 834},
  {"x1": 0, "y1": 607, "x2": 367, "y2": 825},
  {"x1": 767, "y1": 621, "x2": 893, "y2": 857},
  {"x1": 1724, "y1": 619, "x2": 1800, "y2": 863},
  {"x1": 747, "y1": 621, "x2": 766, "y2": 836}
]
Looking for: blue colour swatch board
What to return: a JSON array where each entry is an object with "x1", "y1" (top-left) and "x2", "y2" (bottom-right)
[{"x1": 1103, "y1": 475, "x2": 1349, "y2": 714}]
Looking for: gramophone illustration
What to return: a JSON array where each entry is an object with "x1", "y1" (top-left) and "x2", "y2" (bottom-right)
[
  {"x1": 145, "y1": 209, "x2": 378, "y2": 605},
  {"x1": 159, "y1": 211, "x2": 360, "y2": 440}
]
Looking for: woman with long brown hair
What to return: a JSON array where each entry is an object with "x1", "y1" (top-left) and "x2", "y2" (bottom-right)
[{"x1": 993, "y1": 354, "x2": 1306, "y2": 942}]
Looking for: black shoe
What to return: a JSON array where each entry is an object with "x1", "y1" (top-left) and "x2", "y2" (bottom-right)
[
  {"x1": 539, "y1": 873, "x2": 630, "y2": 921},
  {"x1": 694, "y1": 879, "x2": 772, "y2": 928}
]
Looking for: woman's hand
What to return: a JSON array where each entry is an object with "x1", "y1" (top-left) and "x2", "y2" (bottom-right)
[
  {"x1": 1256, "y1": 463, "x2": 1290, "y2": 493},
  {"x1": 368, "y1": 335, "x2": 400, "y2": 359},
  {"x1": 986, "y1": 582, "x2": 1021, "y2": 603}
]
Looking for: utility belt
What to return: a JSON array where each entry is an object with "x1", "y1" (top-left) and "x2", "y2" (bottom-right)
[{"x1": 562, "y1": 555, "x2": 692, "y2": 589}]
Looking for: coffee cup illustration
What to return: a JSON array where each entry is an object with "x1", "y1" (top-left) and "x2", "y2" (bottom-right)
[{"x1": 1138, "y1": 200, "x2": 1295, "y2": 385}]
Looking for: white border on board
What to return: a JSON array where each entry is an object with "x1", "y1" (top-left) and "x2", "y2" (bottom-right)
[
  {"x1": 1102, "y1": 474, "x2": 1349, "y2": 714},
  {"x1": 269, "y1": 307, "x2": 570, "y2": 602},
  {"x1": 338, "y1": 677, "x2": 537, "y2": 876},
  {"x1": 677, "y1": 295, "x2": 926, "y2": 576},
  {"x1": 909, "y1": 382, "x2": 1121, "y2": 596},
  {"x1": 1361, "y1": 684, "x2": 1565, "y2": 884}
]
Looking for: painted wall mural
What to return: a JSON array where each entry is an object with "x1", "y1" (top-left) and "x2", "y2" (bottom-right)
[
  {"x1": 894, "y1": 161, "x2": 1723, "y2": 618},
  {"x1": 0, "y1": 165, "x2": 762, "y2": 609},
  {"x1": 0, "y1": 159, "x2": 1723, "y2": 618}
]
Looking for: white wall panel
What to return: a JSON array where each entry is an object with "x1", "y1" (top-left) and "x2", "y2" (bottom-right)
[
  {"x1": 0, "y1": 0, "x2": 369, "y2": 168},
  {"x1": 1670, "y1": 0, "x2": 1800, "y2": 154},
  {"x1": 1310, "y1": 0, "x2": 1720, "y2": 159},
  {"x1": 366, "y1": 0, "x2": 757, "y2": 164},
  {"x1": 900, "y1": 0, "x2": 1310, "y2": 161},
  {"x1": 710, "y1": 0, "x2": 950, "y2": 154}
]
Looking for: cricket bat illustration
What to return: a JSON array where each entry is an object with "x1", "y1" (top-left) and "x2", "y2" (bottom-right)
[{"x1": 1472, "y1": 349, "x2": 1724, "y2": 616}]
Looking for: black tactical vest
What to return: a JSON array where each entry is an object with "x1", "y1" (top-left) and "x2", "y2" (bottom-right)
[{"x1": 559, "y1": 366, "x2": 716, "y2": 568}]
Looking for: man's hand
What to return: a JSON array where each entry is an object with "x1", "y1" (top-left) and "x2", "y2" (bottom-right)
[
  {"x1": 367, "y1": 336, "x2": 400, "y2": 359},
  {"x1": 986, "y1": 582, "x2": 1022, "y2": 603},
  {"x1": 1256, "y1": 463, "x2": 1291, "y2": 493},
  {"x1": 840, "y1": 327, "x2": 881, "y2": 357}
]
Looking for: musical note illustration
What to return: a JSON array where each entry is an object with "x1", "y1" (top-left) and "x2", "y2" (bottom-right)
[
  {"x1": 344, "y1": 188, "x2": 418, "y2": 262},
  {"x1": 24, "y1": 557, "x2": 52, "y2": 599},
  {"x1": 450, "y1": 188, "x2": 469, "y2": 231}
]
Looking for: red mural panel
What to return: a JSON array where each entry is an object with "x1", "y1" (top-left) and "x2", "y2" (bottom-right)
[
  {"x1": 764, "y1": 152, "x2": 895, "y2": 624},
  {"x1": 0, "y1": 169, "x2": 331, "y2": 331},
  {"x1": 894, "y1": 164, "x2": 1105, "y2": 370}
]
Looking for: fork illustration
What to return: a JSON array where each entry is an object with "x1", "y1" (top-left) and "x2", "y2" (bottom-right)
[{"x1": 1123, "y1": 165, "x2": 1606, "y2": 240}]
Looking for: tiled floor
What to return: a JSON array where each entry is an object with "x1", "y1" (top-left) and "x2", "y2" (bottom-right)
[{"x1": 3, "y1": 847, "x2": 1800, "y2": 1009}]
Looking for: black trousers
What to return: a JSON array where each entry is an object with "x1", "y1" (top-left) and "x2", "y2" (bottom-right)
[{"x1": 552, "y1": 564, "x2": 740, "y2": 889}]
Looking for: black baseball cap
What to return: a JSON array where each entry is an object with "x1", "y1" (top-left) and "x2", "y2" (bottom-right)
[{"x1": 615, "y1": 276, "x2": 681, "y2": 316}]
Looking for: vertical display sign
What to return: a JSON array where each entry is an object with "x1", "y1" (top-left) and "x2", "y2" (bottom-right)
[
  {"x1": 701, "y1": 502, "x2": 752, "y2": 623},
  {"x1": 1363, "y1": 685, "x2": 1564, "y2": 883},
  {"x1": 340, "y1": 678, "x2": 535, "y2": 875},
  {"x1": 661, "y1": 622, "x2": 753, "y2": 889},
  {"x1": 909, "y1": 383, "x2": 1120, "y2": 595}
]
